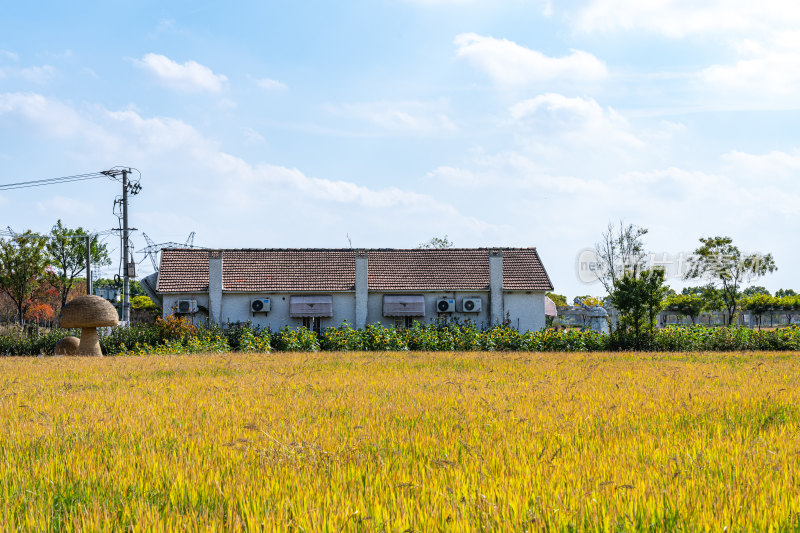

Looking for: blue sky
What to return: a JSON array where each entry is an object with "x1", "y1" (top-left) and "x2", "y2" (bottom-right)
[{"x1": 1, "y1": 0, "x2": 798, "y2": 298}]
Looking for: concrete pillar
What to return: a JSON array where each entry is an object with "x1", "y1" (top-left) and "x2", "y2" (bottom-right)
[
  {"x1": 355, "y1": 250, "x2": 368, "y2": 329},
  {"x1": 209, "y1": 250, "x2": 223, "y2": 325},
  {"x1": 489, "y1": 250, "x2": 503, "y2": 325}
]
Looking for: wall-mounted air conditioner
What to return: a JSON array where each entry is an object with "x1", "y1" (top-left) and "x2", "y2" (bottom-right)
[
  {"x1": 176, "y1": 299, "x2": 198, "y2": 314},
  {"x1": 436, "y1": 298, "x2": 456, "y2": 313},
  {"x1": 250, "y1": 298, "x2": 271, "y2": 313},
  {"x1": 461, "y1": 297, "x2": 481, "y2": 313}
]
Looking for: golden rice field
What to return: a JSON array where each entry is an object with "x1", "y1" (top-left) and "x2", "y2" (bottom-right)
[{"x1": 1, "y1": 351, "x2": 799, "y2": 531}]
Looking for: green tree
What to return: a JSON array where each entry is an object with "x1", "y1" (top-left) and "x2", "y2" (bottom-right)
[
  {"x1": 683, "y1": 284, "x2": 725, "y2": 320},
  {"x1": 47, "y1": 220, "x2": 111, "y2": 312},
  {"x1": 742, "y1": 285, "x2": 771, "y2": 297},
  {"x1": 94, "y1": 278, "x2": 146, "y2": 297},
  {"x1": 609, "y1": 268, "x2": 668, "y2": 342},
  {"x1": 741, "y1": 294, "x2": 777, "y2": 330},
  {"x1": 574, "y1": 295, "x2": 604, "y2": 307},
  {"x1": 0, "y1": 231, "x2": 50, "y2": 323},
  {"x1": 777, "y1": 296, "x2": 799, "y2": 326},
  {"x1": 131, "y1": 295, "x2": 158, "y2": 311},
  {"x1": 775, "y1": 288, "x2": 797, "y2": 298},
  {"x1": 545, "y1": 292, "x2": 568, "y2": 307},
  {"x1": 417, "y1": 235, "x2": 454, "y2": 249},
  {"x1": 664, "y1": 293, "x2": 706, "y2": 325},
  {"x1": 684, "y1": 236, "x2": 777, "y2": 326}
]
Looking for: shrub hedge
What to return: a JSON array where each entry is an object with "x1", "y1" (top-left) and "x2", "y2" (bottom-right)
[{"x1": 1, "y1": 316, "x2": 798, "y2": 356}]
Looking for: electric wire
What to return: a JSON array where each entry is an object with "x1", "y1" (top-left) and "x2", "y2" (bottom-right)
[{"x1": 0, "y1": 172, "x2": 109, "y2": 191}]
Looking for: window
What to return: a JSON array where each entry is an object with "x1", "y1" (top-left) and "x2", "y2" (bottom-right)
[
  {"x1": 394, "y1": 317, "x2": 415, "y2": 328},
  {"x1": 302, "y1": 316, "x2": 322, "y2": 334}
]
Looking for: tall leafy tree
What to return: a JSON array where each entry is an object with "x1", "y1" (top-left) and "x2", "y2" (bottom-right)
[
  {"x1": 593, "y1": 221, "x2": 649, "y2": 295},
  {"x1": 684, "y1": 236, "x2": 776, "y2": 326},
  {"x1": 48, "y1": 220, "x2": 111, "y2": 312},
  {"x1": 0, "y1": 231, "x2": 50, "y2": 323}
]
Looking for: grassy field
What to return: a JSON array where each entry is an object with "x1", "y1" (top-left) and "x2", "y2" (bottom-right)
[{"x1": 0, "y1": 351, "x2": 799, "y2": 531}]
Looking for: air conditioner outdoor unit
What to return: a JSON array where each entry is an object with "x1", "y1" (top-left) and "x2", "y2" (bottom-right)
[
  {"x1": 461, "y1": 297, "x2": 482, "y2": 313},
  {"x1": 250, "y1": 298, "x2": 271, "y2": 313},
  {"x1": 436, "y1": 298, "x2": 456, "y2": 313},
  {"x1": 176, "y1": 299, "x2": 198, "y2": 314}
]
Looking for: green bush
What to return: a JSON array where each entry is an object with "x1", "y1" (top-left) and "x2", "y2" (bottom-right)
[
  {"x1": 0, "y1": 325, "x2": 81, "y2": 355},
  {"x1": 2, "y1": 320, "x2": 799, "y2": 356},
  {"x1": 271, "y1": 326, "x2": 320, "y2": 352}
]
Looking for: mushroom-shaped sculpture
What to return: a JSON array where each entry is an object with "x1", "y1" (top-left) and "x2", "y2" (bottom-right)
[
  {"x1": 60, "y1": 295, "x2": 119, "y2": 356},
  {"x1": 54, "y1": 336, "x2": 80, "y2": 356}
]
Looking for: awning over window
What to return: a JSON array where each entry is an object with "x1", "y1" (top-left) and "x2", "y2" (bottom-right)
[
  {"x1": 290, "y1": 295, "x2": 333, "y2": 317},
  {"x1": 383, "y1": 295, "x2": 425, "y2": 317}
]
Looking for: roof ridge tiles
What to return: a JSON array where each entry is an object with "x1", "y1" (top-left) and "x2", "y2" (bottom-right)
[
  {"x1": 157, "y1": 246, "x2": 553, "y2": 293},
  {"x1": 162, "y1": 247, "x2": 539, "y2": 252}
]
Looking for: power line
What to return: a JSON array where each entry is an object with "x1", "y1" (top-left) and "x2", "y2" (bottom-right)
[
  {"x1": 1, "y1": 167, "x2": 142, "y2": 323},
  {"x1": 0, "y1": 172, "x2": 109, "y2": 191}
]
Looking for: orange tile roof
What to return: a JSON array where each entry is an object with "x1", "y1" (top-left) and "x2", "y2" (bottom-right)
[{"x1": 157, "y1": 248, "x2": 553, "y2": 293}]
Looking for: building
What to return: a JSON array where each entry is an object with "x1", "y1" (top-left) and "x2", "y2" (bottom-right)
[{"x1": 156, "y1": 248, "x2": 553, "y2": 332}]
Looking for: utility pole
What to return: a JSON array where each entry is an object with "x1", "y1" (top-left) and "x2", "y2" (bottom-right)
[
  {"x1": 121, "y1": 169, "x2": 130, "y2": 323},
  {"x1": 102, "y1": 167, "x2": 140, "y2": 324},
  {"x1": 85, "y1": 235, "x2": 92, "y2": 296}
]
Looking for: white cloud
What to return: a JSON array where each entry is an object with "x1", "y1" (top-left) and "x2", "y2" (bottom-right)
[
  {"x1": 573, "y1": 0, "x2": 800, "y2": 37},
  {"x1": 508, "y1": 93, "x2": 645, "y2": 162},
  {"x1": 329, "y1": 100, "x2": 457, "y2": 134},
  {"x1": 0, "y1": 93, "x2": 110, "y2": 144},
  {"x1": 573, "y1": 0, "x2": 800, "y2": 99},
  {"x1": 701, "y1": 31, "x2": 800, "y2": 97},
  {"x1": 256, "y1": 77, "x2": 287, "y2": 90},
  {"x1": 721, "y1": 149, "x2": 800, "y2": 186},
  {"x1": 242, "y1": 127, "x2": 266, "y2": 145},
  {"x1": 217, "y1": 98, "x2": 238, "y2": 110},
  {"x1": 0, "y1": 50, "x2": 18, "y2": 61},
  {"x1": 427, "y1": 165, "x2": 486, "y2": 187},
  {"x1": 134, "y1": 53, "x2": 227, "y2": 92},
  {"x1": 454, "y1": 33, "x2": 607, "y2": 86},
  {"x1": 404, "y1": 0, "x2": 552, "y2": 14},
  {"x1": 428, "y1": 151, "x2": 606, "y2": 194},
  {"x1": 0, "y1": 65, "x2": 55, "y2": 84},
  {"x1": 0, "y1": 92, "x2": 500, "y2": 246},
  {"x1": 405, "y1": 0, "x2": 478, "y2": 3},
  {"x1": 17, "y1": 65, "x2": 55, "y2": 84},
  {"x1": 35, "y1": 195, "x2": 95, "y2": 217}
]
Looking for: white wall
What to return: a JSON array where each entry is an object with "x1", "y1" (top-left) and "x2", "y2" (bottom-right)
[
  {"x1": 219, "y1": 292, "x2": 356, "y2": 329},
  {"x1": 503, "y1": 291, "x2": 546, "y2": 332},
  {"x1": 163, "y1": 290, "x2": 546, "y2": 332},
  {"x1": 162, "y1": 293, "x2": 210, "y2": 326},
  {"x1": 366, "y1": 291, "x2": 492, "y2": 327}
]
